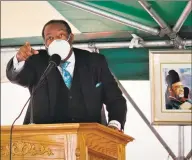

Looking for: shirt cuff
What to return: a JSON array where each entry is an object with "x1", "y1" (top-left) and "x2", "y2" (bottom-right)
[
  {"x1": 13, "y1": 55, "x2": 25, "y2": 72},
  {"x1": 108, "y1": 120, "x2": 121, "y2": 130}
]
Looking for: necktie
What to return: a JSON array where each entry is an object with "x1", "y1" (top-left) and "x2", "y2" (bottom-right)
[{"x1": 60, "y1": 62, "x2": 72, "y2": 88}]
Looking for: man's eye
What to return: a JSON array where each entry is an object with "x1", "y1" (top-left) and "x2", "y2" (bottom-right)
[
  {"x1": 60, "y1": 34, "x2": 65, "y2": 38},
  {"x1": 46, "y1": 36, "x2": 53, "y2": 41},
  {"x1": 48, "y1": 37, "x2": 53, "y2": 40}
]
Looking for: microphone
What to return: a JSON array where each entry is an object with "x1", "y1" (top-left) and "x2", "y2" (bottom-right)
[
  {"x1": 37, "y1": 54, "x2": 61, "y2": 85},
  {"x1": 9, "y1": 54, "x2": 61, "y2": 160}
]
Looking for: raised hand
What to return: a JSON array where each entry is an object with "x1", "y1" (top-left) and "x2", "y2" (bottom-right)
[{"x1": 16, "y1": 42, "x2": 39, "y2": 62}]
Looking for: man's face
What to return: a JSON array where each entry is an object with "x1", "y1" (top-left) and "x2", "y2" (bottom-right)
[
  {"x1": 171, "y1": 81, "x2": 184, "y2": 99},
  {"x1": 43, "y1": 23, "x2": 73, "y2": 47}
]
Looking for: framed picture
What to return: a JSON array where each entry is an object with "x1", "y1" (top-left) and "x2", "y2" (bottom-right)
[{"x1": 149, "y1": 50, "x2": 192, "y2": 125}]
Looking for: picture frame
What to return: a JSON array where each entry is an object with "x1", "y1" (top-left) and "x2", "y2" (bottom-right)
[{"x1": 149, "y1": 50, "x2": 192, "y2": 125}]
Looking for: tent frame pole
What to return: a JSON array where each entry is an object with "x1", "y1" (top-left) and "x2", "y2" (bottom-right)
[
  {"x1": 112, "y1": 74, "x2": 177, "y2": 160},
  {"x1": 173, "y1": 0, "x2": 192, "y2": 33},
  {"x1": 138, "y1": 0, "x2": 189, "y2": 49},
  {"x1": 1, "y1": 40, "x2": 192, "y2": 52},
  {"x1": 61, "y1": 1, "x2": 159, "y2": 35}
]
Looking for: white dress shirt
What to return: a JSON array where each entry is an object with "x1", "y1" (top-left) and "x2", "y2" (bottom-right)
[
  {"x1": 58, "y1": 51, "x2": 75, "y2": 77},
  {"x1": 13, "y1": 51, "x2": 76, "y2": 77},
  {"x1": 13, "y1": 52, "x2": 121, "y2": 130}
]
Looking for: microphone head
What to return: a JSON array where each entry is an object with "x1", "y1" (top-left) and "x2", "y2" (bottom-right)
[{"x1": 49, "y1": 54, "x2": 61, "y2": 66}]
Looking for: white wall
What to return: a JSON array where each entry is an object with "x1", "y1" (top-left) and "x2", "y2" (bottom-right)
[{"x1": 1, "y1": 81, "x2": 191, "y2": 160}]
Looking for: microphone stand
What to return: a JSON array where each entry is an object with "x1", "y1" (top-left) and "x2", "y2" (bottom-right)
[{"x1": 30, "y1": 90, "x2": 34, "y2": 124}]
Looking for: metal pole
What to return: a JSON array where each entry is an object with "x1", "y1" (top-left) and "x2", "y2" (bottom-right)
[
  {"x1": 138, "y1": 0, "x2": 184, "y2": 48},
  {"x1": 138, "y1": 0, "x2": 169, "y2": 29},
  {"x1": 173, "y1": 0, "x2": 192, "y2": 33},
  {"x1": 177, "y1": 126, "x2": 185, "y2": 160},
  {"x1": 1, "y1": 40, "x2": 192, "y2": 53},
  {"x1": 71, "y1": 40, "x2": 191, "y2": 48},
  {"x1": 112, "y1": 75, "x2": 177, "y2": 160},
  {"x1": 60, "y1": 1, "x2": 159, "y2": 35}
]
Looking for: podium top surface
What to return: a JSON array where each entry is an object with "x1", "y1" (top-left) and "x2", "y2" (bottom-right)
[{"x1": 1, "y1": 123, "x2": 134, "y2": 143}]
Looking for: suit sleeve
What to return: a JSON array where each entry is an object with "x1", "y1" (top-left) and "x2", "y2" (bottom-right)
[
  {"x1": 12, "y1": 55, "x2": 25, "y2": 72},
  {"x1": 100, "y1": 55, "x2": 127, "y2": 129},
  {"x1": 6, "y1": 56, "x2": 36, "y2": 87}
]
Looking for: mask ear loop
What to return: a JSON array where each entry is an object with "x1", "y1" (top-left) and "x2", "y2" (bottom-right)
[
  {"x1": 67, "y1": 33, "x2": 72, "y2": 50},
  {"x1": 45, "y1": 43, "x2": 48, "y2": 49},
  {"x1": 67, "y1": 33, "x2": 71, "y2": 42}
]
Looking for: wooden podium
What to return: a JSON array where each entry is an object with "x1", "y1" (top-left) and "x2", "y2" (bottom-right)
[{"x1": 1, "y1": 123, "x2": 134, "y2": 160}]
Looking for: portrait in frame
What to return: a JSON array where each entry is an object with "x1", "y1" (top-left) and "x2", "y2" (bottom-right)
[{"x1": 149, "y1": 50, "x2": 192, "y2": 125}]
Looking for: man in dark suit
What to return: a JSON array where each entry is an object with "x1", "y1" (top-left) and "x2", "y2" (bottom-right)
[
  {"x1": 165, "y1": 70, "x2": 184, "y2": 109},
  {"x1": 6, "y1": 20, "x2": 127, "y2": 130}
]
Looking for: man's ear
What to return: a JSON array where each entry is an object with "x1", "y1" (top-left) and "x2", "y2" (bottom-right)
[
  {"x1": 69, "y1": 33, "x2": 74, "y2": 45},
  {"x1": 168, "y1": 87, "x2": 172, "y2": 93}
]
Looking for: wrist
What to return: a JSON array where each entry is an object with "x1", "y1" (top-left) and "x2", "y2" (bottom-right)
[
  {"x1": 108, "y1": 120, "x2": 121, "y2": 130},
  {"x1": 16, "y1": 53, "x2": 22, "y2": 62}
]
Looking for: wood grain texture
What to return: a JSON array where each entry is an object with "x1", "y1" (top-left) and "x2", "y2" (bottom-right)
[
  {"x1": 1, "y1": 123, "x2": 134, "y2": 160},
  {"x1": 85, "y1": 133, "x2": 117, "y2": 157},
  {"x1": 117, "y1": 144, "x2": 126, "y2": 160},
  {"x1": 88, "y1": 149, "x2": 117, "y2": 160}
]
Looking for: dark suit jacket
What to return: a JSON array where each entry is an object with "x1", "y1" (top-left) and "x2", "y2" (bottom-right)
[{"x1": 6, "y1": 48, "x2": 127, "y2": 129}]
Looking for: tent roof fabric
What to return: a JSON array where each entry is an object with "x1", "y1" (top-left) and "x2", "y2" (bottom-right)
[
  {"x1": 1, "y1": 1, "x2": 192, "y2": 46},
  {"x1": 50, "y1": 1, "x2": 192, "y2": 30}
]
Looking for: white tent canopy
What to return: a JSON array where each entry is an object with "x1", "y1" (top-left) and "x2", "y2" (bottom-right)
[{"x1": 1, "y1": 1, "x2": 80, "y2": 39}]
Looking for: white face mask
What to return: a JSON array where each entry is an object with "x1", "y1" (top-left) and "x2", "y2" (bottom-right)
[{"x1": 47, "y1": 34, "x2": 71, "y2": 60}]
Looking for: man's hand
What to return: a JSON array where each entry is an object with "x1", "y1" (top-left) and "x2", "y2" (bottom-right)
[{"x1": 16, "y1": 42, "x2": 39, "y2": 62}]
